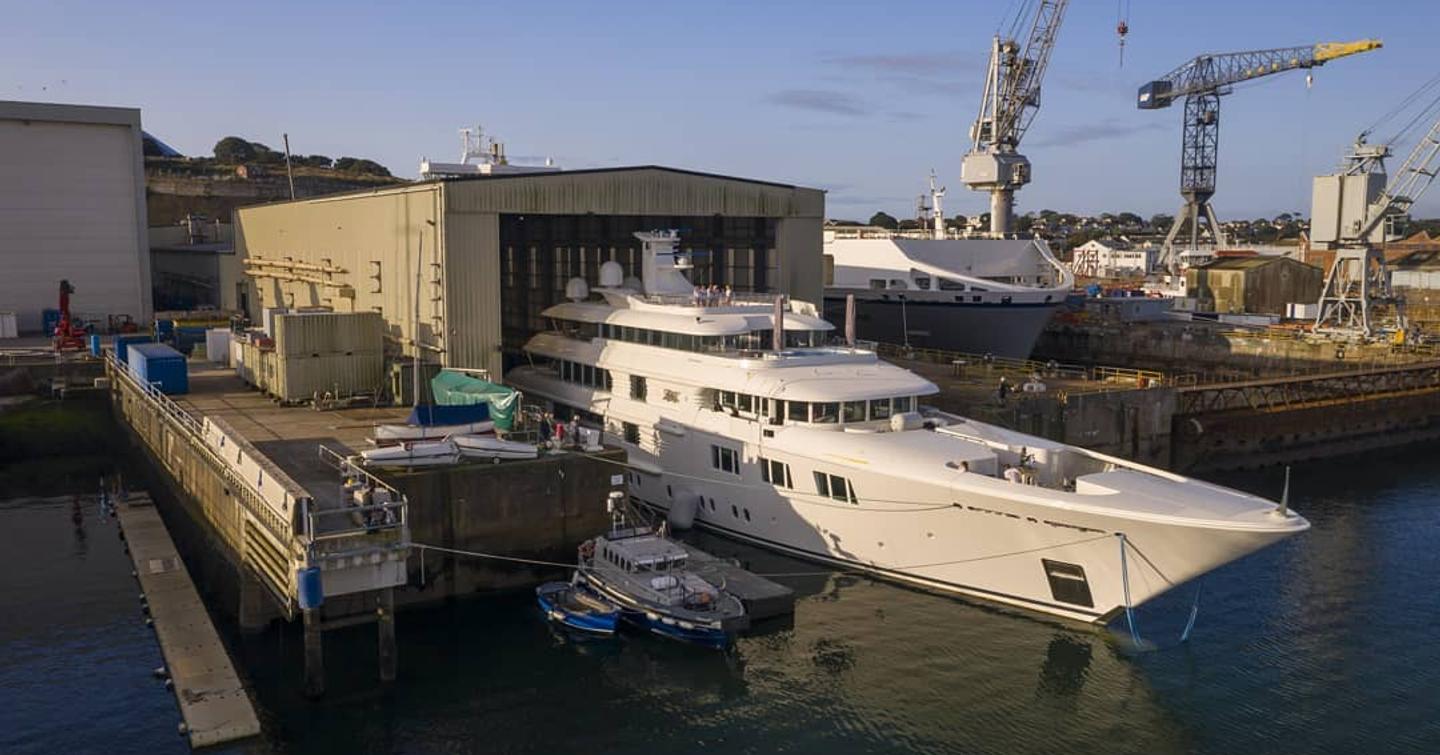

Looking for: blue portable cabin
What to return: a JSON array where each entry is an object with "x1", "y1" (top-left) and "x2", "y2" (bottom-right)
[
  {"x1": 112, "y1": 334, "x2": 153, "y2": 365},
  {"x1": 127, "y1": 343, "x2": 189, "y2": 395}
]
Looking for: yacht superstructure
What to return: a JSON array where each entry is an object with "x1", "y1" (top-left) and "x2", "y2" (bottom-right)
[{"x1": 506, "y1": 231, "x2": 1307, "y2": 624}]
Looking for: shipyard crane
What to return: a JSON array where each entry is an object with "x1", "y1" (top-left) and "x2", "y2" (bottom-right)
[
  {"x1": 1139, "y1": 40, "x2": 1383, "y2": 272},
  {"x1": 962, "y1": 0, "x2": 1070, "y2": 239},
  {"x1": 1312, "y1": 83, "x2": 1440, "y2": 336}
]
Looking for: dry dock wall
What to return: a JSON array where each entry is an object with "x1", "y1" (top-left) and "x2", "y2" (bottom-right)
[{"x1": 381, "y1": 449, "x2": 626, "y2": 605}]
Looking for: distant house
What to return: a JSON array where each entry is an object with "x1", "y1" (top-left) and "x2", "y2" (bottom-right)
[
  {"x1": 1185, "y1": 256, "x2": 1325, "y2": 315},
  {"x1": 1391, "y1": 247, "x2": 1440, "y2": 291},
  {"x1": 1069, "y1": 239, "x2": 1156, "y2": 278}
]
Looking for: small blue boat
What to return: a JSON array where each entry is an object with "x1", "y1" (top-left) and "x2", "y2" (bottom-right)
[{"x1": 536, "y1": 580, "x2": 621, "y2": 635}]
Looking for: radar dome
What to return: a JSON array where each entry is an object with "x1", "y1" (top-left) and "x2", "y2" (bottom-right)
[
  {"x1": 564, "y1": 277, "x2": 590, "y2": 301},
  {"x1": 599, "y1": 261, "x2": 625, "y2": 287},
  {"x1": 622, "y1": 276, "x2": 643, "y2": 291}
]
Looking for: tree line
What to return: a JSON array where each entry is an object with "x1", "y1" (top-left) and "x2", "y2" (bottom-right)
[{"x1": 210, "y1": 136, "x2": 391, "y2": 177}]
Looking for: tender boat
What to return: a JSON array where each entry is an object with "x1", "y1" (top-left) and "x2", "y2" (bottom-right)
[
  {"x1": 576, "y1": 493, "x2": 747, "y2": 648},
  {"x1": 454, "y1": 434, "x2": 539, "y2": 461},
  {"x1": 535, "y1": 579, "x2": 621, "y2": 635},
  {"x1": 373, "y1": 404, "x2": 493, "y2": 443},
  {"x1": 359, "y1": 439, "x2": 459, "y2": 468},
  {"x1": 504, "y1": 230, "x2": 1309, "y2": 626}
]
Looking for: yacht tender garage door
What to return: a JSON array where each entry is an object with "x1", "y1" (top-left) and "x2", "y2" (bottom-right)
[{"x1": 0, "y1": 119, "x2": 146, "y2": 332}]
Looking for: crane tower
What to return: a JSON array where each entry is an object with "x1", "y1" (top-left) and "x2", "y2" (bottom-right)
[
  {"x1": 1139, "y1": 40, "x2": 1382, "y2": 271},
  {"x1": 962, "y1": 0, "x2": 1069, "y2": 239}
]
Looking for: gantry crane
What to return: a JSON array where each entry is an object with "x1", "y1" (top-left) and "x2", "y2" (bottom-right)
[
  {"x1": 962, "y1": 0, "x2": 1069, "y2": 239},
  {"x1": 1139, "y1": 40, "x2": 1382, "y2": 271},
  {"x1": 1312, "y1": 88, "x2": 1440, "y2": 336}
]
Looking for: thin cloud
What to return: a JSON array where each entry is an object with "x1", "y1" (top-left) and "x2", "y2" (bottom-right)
[
  {"x1": 765, "y1": 89, "x2": 867, "y2": 117},
  {"x1": 1029, "y1": 119, "x2": 1166, "y2": 147}
]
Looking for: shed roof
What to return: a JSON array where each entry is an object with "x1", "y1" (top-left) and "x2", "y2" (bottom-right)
[{"x1": 1198, "y1": 255, "x2": 1304, "y2": 271}]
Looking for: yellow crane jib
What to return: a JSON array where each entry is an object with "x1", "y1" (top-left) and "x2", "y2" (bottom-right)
[{"x1": 1314, "y1": 39, "x2": 1383, "y2": 63}]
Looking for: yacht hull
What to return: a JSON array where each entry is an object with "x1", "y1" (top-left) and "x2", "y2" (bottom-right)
[{"x1": 822, "y1": 292, "x2": 1063, "y2": 360}]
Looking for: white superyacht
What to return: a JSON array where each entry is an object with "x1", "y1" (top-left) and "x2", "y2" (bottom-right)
[{"x1": 506, "y1": 231, "x2": 1306, "y2": 624}]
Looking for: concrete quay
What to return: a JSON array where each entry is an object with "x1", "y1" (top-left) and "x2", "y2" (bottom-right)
[
  {"x1": 115, "y1": 492, "x2": 261, "y2": 749},
  {"x1": 108, "y1": 356, "x2": 624, "y2": 697}
]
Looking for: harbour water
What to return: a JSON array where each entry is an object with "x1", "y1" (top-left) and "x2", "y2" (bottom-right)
[{"x1": 2, "y1": 443, "x2": 1438, "y2": 754}]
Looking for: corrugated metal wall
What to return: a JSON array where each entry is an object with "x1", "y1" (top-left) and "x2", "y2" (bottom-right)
[
  {"x1": 441, "y1": 210, "x2": 503, "y2": 377},
  {"x1": 443, "y1": 168, "x2": 824, "y2": 218},
  {"x1": 0, "y1": 105, "x2": 151, "y2": 331},
  {"x1": 236, "y1": 169, "x2": 824, "y2": 382},
  {"x1": 235, "y1": 184, "x2": 442, "y2": 361}
]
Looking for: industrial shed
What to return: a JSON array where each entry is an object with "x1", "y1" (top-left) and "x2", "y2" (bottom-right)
[
  {"x1": 1186, "y1": 255, "x2": 1325, "y2": 315},
  {"x1": 0, "y1": 100, "x2": 151, "y2": 332},
  {"x1": 233, "y1": 167, "x2": 825, "y2": 380}
]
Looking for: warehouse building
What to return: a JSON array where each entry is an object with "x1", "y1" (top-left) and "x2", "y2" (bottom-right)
[
  {"x1": 1185, "y1": 255, "x2": 1325, "y2": 315},
  {"x1": 0, "y1": 101, "x2": 152, "y2": 332},
  {"x1": 234, "y1": 167, "x2": 825, "y2": 380}
]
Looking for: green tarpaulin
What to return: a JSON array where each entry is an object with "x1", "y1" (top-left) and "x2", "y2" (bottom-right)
[{"x1": 430, "y1": 370, "x2": 520, "y2": 431}]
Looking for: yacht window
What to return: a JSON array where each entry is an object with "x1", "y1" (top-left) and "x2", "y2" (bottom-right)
[
  {"x1": 737, "y1": 394, "x2": 753, "y2": 413},
  {"x1": 646, "y1": 329, "x2": 660, "y2": 346},
  {"x1": 765, "y1": 459, "x2": 792, "y2": 489},
  {"x1": 582, "y1": 364, "x2": 594, "y2": 386},
  {"x1": 787, "y1": 401, "x2": 809, "y2": 423},
  {"x1": 894, "y1": 396, "x2": 914, "y2": 413},
  {"x1": 869, "y1": 279, "x2": 887, "y2": 290},
  {"x1": 662, "y1": 331, "x2": 679, "y2": 349},
  {"x1": 719, "y1": 390, "x2": 735, "y2": 409},
  {"x1": 711, "y1": 445, "x2": 740, "y2": 476},
  {"x1": 972, "y1": 295, "x2": 982, "y2": 303},
  {"x1": 812, "y1": 402, "x2": 838, "y2": 424},
  {"x1": 870, "y1": 398, "x2": 892, "y2": 420},
  {"x1": 622, "y1": 422, "x2": 640, "y2": 445},
  {"x1": 889, "y1": 279, "x2": 907, "y2": 289},
  {"x1": 813, "y1": 471, "x2": 829, "y2": 497},
  {"x1": 561, "y1": 361, "x2": 572, "y2": 382},
  {"x1": 843, "y1": 401, "x2": 865, "y2": 423},
  {"x1": 938, "y1": 278, "x2": 966, "y2": 291},
  {"x1": 914, "y1": 277, "x2": 931, "y2": 290},
  {"x1": 830, "y1": 474, "x2": 856, "y2": 503},
  {"x1": 630, "y1": 375, "x2": 647, "y2": 401},
  {"x1": 771, "y1": 400, "x2": 785, "y2": 425}
]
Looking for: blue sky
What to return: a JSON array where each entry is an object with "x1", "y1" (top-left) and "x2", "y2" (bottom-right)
[{"x1": 5, "y1": 0, "x2": 1437, "y2": 221}]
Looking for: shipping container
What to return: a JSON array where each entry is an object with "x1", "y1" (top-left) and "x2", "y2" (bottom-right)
[
  {"x1": 267, "y1": 351, "x2": 385, "y2": 403},
  {"x1": 112, "y1": 334, "x2": 153, "y2": 365},
  {"x1": 273, "y1": 311, "x2": 384, "y2": 357},
  {"x1": 206, "y1": 328, "x2": 232, "y2": 364},
  {"x1": 128, "y1": 342, "x2": 189, "y2": 394}
]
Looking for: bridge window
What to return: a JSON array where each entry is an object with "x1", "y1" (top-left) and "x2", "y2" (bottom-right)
[
  {"x1": 843, "y1": 401, "x2": 865, "y2": 422},
  {"x1": 812, "y1": 402, "x2": 838, "y2": 424},
  {"x1": 787, "y1": 401, "x2": 809, "y2": 423},
  {"x1": 869, "y1": 397, "x2": 892, "y2": 420},
  {"x1": 894, "y1": 396, "x2": 915, "y2": 413},
  {"x1": 630, "y1": 375, "x2": 647, "y2": 401}
]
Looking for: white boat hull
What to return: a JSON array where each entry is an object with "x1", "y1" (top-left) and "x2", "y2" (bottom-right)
[
  {"x1": 453, "y1": 434, "x2": 538, "y2": 460},
  {"x1": 374, "y1": 421, "x2": 493, "y2": 443},
  {"x1": 360, "y1": 440, "x2": 459, "y2": 467},
  {"x1": 506, "y1": 369, "x2": 1304, "y2": 624}
]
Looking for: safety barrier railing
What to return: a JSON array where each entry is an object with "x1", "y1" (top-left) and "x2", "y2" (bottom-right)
[
  {"x1": 312, "y1": 445, "x2": 409, "y2": 543},
  {"x1": 872, "y1": 342, "x2": 1167, "y2": 391}
]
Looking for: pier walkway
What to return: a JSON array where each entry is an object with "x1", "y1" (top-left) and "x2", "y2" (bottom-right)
[{"x1": 117, "y1": 492, "x2": 261, "y2": 748}]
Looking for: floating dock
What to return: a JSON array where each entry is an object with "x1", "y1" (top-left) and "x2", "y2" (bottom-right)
[
  {"x1": 116, "y1": 492, "x2": 261, "y2": 748},
  {"x1": 678, "y1": 541, "x2": 795, "y2": 621}
]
